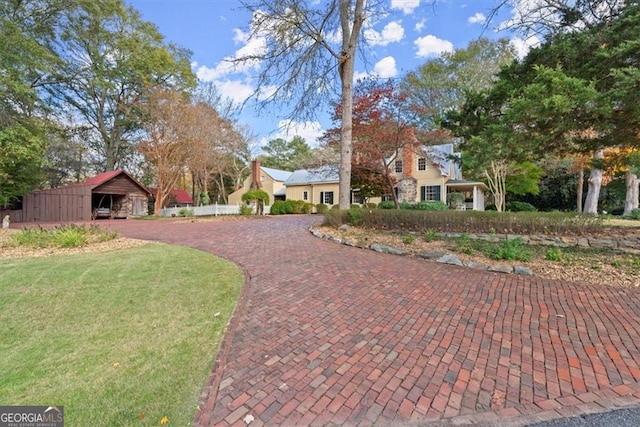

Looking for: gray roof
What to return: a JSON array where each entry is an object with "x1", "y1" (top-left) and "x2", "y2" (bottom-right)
[
  {"x1": 421, "y1": 143, "x2": 454, "y2": 176},
  {"x1": 261, "y1": 166, "x2": 292, "y2": 182},
  {"x1": 285, "y1": 165, "x2": 339, "y2": 186}
]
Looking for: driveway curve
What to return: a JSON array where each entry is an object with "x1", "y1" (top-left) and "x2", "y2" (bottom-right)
[{"x1": 104, "y1": 215, "x2": 640, "y2": 426}]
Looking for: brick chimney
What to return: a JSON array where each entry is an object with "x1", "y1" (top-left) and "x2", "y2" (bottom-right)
[
  {"x1": 402, "y1": 148, "x2": 414, "y2": 179},
  {"x1": 250, "y1": 160, "x2": 261, "y2": 189}
]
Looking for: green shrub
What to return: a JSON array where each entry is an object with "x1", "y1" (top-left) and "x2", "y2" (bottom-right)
[
  {"x1": 315, "y1": 203, "x2": 329, "y2": 214},
  {"x1": 413, "y1": 201, "x2": 448, "y2": 211},
  {"x1": 55, "y1": 227, "x2": 88, "y2": 248},
  {"x1": 424, "y1": 228, "x2": 437, "y2": 242},
  {"x1": 241, "y1": 189, "x2": 270, "y2": 205},
  {"x1": 319, "y1": 209, "x2": 604, "y2": 236},
  {"x1": 403, "y1": 234, "x2": 416, "y2": 245},
  {"x1": 491, "y1": 238, "x2": 532, "y2": 262},
  {"x1": 378, "y1": 200, "x2": 396, "y2": 209},
  {"x1": 178, "y1": 207, "x2": 194, "y2": 217},
  {"x1": 447, "y1": 192, "x2": 465, "y2": 209},
  {"x1": 629, "y1": 208, "x2": 640, "y2": 220},
  {"x1": 346, "y1": 208, "x2": 365, "y2": 226},
  {"x1": 485, "y1": 204, "x2": 497, "y2": 211},
  {"x1": 292, "y1": 200, "x2": 312, "y2": 214},
  {"x1": 270, "y1": 200, "x2": 286, "y2": 215},
  {"x1": 454, "y1": 234, "x2": 474, "y2": 255},
  {"x1": 239, "y1": 205, "x2": 254, "y2": 215},
  {"x1": 399, "y1": 202, "x2": 413, "y2": 210},
  {"x1": 365, "y1": 203, "x2": 378, "y2": 209},
  {"x1": 545, "y1": 247, "x2": 563, "y2": 262},
  {"x1": 350, "y1": 204, "x2": 361, "y2": 209},
  {"x1": 506, "y1": 201, "x2": 537, "y2": 212},
  {"x1": 330, "y1": 204, "x2": 340, "y2": 210},
  {"x1": 11, "y1": 224, "x2": 117, "y2": 249}
]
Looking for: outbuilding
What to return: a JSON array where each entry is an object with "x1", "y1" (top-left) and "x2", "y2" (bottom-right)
[{"x1": 5, "y1": 170, "x2": 150, "y2": 223}]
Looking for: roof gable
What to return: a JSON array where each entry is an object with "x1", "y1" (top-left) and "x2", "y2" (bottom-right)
[
  {"x1": 83, "y1": 170, "x2": 150, "y2": 194},
  {"x1": 285, "y1": 165, "x2": 339, "y2": 186},
  {"x1": 261, "y1": 166, "x2": 292, "y2": 182}
]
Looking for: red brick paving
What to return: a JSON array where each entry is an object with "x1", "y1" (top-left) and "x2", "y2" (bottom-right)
[{"x1": 101, "y1": 216, "x2": 640, "y2": 426}]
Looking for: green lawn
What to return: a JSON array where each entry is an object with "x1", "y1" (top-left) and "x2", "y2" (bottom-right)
[{"x1": 0, "y1": 244, "x2": 243, "y2": 426}]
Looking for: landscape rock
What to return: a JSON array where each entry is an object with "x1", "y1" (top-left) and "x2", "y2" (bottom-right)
[
  {"x1": 465, "y1": 261, "x2": 489, "y2": 270},
  {"x1": 418, "y1": 251, "x2": 446, "y2": 260},
  {"x1": 338, "y1": 224, "x2": 349, "y2": 232},
  {"x1": 514, "y1": 266, "x2": 533, "y2": 276},
  {"x1": 436, "y1": 254, "x2": 464, "y2": 266},
  {"x1": 488, "y1": 265, "x2": 514, "y2": 274},
  {"x1": 370, "y1": 243, "x2": 409, "y2": 256}
]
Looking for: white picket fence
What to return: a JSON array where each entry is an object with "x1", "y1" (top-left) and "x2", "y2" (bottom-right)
[{"x1": 159, "y1": 203, "x2": 271, "y2": 217}]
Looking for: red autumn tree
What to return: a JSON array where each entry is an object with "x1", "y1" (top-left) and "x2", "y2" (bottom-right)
[{"x1": 323, "y1": 78, "x2": 426, "y2": 207}]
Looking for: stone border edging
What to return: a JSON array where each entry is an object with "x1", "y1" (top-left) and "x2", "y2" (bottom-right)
[{"x1": 309, "y1": 226, "x2": 534, "y2": 277}]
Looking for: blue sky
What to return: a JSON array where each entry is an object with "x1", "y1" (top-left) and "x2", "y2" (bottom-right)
[{"x1": 126, "y1": 0, "x2": 537, "y2": 148}]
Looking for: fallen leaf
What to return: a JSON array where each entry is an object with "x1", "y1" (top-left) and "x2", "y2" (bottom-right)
[
  {"x1": 160, "y1": 415, "x2": 168, "y2": 424},
  {"x1": 112, "y1": 362, "x2": 120, "y2": 368},
  {"x1": 138, "y1": 412, "x2": 145, "y2": 420},
  {"x1": 243, "y1": 414, "x2": 254, "y2": 424}
]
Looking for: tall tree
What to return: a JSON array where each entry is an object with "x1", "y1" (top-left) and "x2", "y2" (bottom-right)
[
  {"x1": 236, "y1": 0, "x2": 377, "y2": 209},
  {"x1": 259, "y1": 136, "x2": 313, "y2": 171},
  {"x1": 46, "y1": 0, "x2": 195, "y2": 171},
  {"x1": 0, "y1": 0, "x2": 70, "y2": 204},
  {"x1": 404, "y1": 38, "x2": 516, "y2": 129},
  {"x1": 138, "y1": 89, "x2": 194, "y2": 214},
  {"x1": 323, "y1": 78, "x2": 424, "y2": 207}
]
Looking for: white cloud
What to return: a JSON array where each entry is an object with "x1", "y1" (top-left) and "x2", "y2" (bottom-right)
[
  {"x1": 365, "y1": 21, "x2": 405, "y2": 46},
  {"x1": 468, "y1": 12, "x2": 486, "y2": 24},
  {"x1": 270, "y1": 119, "x2": 324, "y2": 147},
  {"x1": 391, "y1": 0, "x2": 420, "y2": 14},
  {"x1": 353, "y1": 56, "x2": 398, "y2": 80},
  {"x1": 511, "y1": 35, "x2": 541, "y2": 59},
  {"x1": 373, "y1": 56, "x2": 398, "y2": 78},
  {"x1": 214, "y1": 79, "x2": 255, "y2": 105},
  {"x1": 414, "y1": 18, "x2": 426, "y2": 32},
  {"x1": 414, "y1": 35, "x2": 454, "y2": 58}
]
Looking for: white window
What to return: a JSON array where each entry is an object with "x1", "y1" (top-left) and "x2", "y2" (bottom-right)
[
  {"x1": 395, "y1": 160, "x2": 403, "y2": 173},
  {"x1": 320, "y1": 191, "x2": 334, "y2": 205},
  {"x1": 418, "y1": 158, "x2": 426, "y2": 171}
]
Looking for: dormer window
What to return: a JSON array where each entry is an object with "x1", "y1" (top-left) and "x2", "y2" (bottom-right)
[
  {"x1": 395, "y1": 160, "x2": 403, "y2": 173},
  {"x1": 418, "y1": 158, "x2": 426, "y2": 171}
]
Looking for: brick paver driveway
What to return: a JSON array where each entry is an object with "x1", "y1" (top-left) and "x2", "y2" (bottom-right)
[{"x1": 105, "y1": 215, "x2": 640, "y2": 426}]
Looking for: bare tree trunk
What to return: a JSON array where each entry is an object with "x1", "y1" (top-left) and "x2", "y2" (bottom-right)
[
  {"x1": 484, "y1": 160, "x2": 509, "y2": 212},
  {"x1": 623, "y1": 171, "x2": 639, "y2": 216},
  {"x1": 583, "y1": 149, "x2": 604, "y2": 215},
  {"x1": 576, "y1": 167, "x2": 584, "y2": 213},
  {"x1": 337, "y1": 0, "x2": 365, "y2": 210}
]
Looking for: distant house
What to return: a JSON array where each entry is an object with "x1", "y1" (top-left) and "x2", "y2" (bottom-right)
[
  {"x1": 4, "y1": 170, "x2": 150, "y2": 222},
  {"x1": 228, "y1": 161, "x2": 292, "y2": 205},
  {"x1": 392, "y1": 144, "x2": 487, "y2": 210},
  {"x1": 284, "y1": 143, "x2": 487, "y2": 210},
  {"x1": 149, "y1": 188, "x2": 193, "y2": 208},
  {"x1": 284, "y1": 165, "x2": 376, "y2": 206}
]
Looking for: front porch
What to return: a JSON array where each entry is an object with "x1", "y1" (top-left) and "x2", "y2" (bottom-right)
[{"x1": 446, "y1": 179, "x2": 487, "y2": 211}]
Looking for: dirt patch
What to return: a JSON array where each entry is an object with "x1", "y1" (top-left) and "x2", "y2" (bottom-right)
[{"x1": 316, "y1": 225, "x2": 640, "y2": 289}]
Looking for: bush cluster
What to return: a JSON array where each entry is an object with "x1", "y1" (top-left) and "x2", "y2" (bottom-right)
[
  {"x1": 270, "y1": 200, "x2": 313, "y2": 215},
  {"x1": 178, "y1": 208, "x2": 194, "y2": 217},
  {"x1": 323, "y1": 209, "x2": 603, "y2": 236},
  {"x1": 11, "y1": 224, "x2": 118, "y2": 248},
  {"x1": 377, "y1": 200, "x2": 448, "y2": 211},
  {"x1": 506, "y1": 201, "x2": 537, "y2": 212}
]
